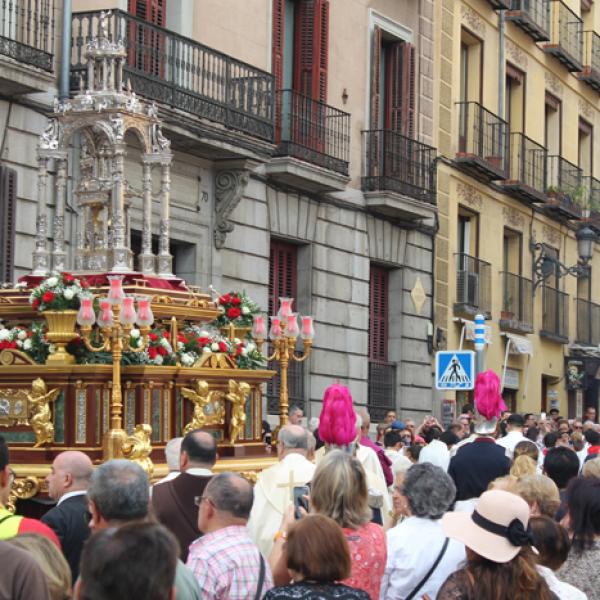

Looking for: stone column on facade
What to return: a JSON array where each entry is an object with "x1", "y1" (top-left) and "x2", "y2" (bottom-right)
[
  {"x1": 74, "y1": 204, "x2": 87, "y2": 271},
  {"x1": 32, "y1": 155, "x2": 51, "y2": 275},
  {"x1": 138, "y1": 157, "x2": 155, "y2": 274},
  {"x1": 156, "y1": 161, "x2": 173, "y2": 278},
  {"x1": 110, "y1": 146, "x2": 132, "y2": 272},
  {"x1": 51, "y1": 156, "x2": 68, "y2": 272}
]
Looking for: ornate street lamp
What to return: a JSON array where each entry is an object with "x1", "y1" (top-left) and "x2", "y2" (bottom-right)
[{"x1": 530, "y1": 226, "x2": 597, "y2": 292}]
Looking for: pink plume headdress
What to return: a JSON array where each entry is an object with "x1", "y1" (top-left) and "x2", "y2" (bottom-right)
[
  {"x1": 318, "y1": 384, "x2": 356, "y2": 446},
  {"x1": 474, "y1": 370, "x2": 507, "y2": 420}
]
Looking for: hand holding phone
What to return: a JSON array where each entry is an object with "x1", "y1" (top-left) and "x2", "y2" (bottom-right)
[{"x1": 293, "y1": 485, "x2": 310, "y2": 519}]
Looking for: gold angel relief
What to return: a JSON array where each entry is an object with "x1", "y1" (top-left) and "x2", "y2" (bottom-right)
[
  {"x1": 121, "y1": 424, "x2": 154, "y2": 477},
  {"x1": 27, "y1": 379, "x2": 61, "y2": 448}
]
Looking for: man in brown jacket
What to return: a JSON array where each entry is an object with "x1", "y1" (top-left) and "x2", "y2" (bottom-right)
[{"x1": 152, "y1": 430, "x2": 217, "y2": 561}]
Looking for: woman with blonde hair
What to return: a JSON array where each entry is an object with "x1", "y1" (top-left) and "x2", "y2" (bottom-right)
[
  {"x1": 511, "y1": 455, "x2": 538, "y2": 478},
  {"x1": 8, "y1": 533, "x2": 71, "y2": 600},
  {"x1": 515, "y1": 475, "x2": 561, "y2": 518}
]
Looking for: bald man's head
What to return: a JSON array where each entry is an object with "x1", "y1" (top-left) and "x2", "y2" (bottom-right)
[
  {"x1": 357, "y1": 408, "x2": 371, "y2": 432},
  {"x1": 180, "y1": 429, "x2": 217, "y2": 471},
  {"x1": 47, "y1": 451, "x2": 94, "y2": 500}
]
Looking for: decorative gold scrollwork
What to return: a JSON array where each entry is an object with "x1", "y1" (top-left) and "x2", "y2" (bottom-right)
[
  {"x1": 7, "y1": 476, "x2": 40, "y2": 513},
  {"x1": 180, "y1": 380, "x2": 225, "y2": 433},
  {"x1": 122, "y1": 423, "x2": 154, "y2": 478}
]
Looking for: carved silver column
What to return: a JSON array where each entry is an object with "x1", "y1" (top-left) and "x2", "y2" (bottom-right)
[
  {"x1": 214, "y1": 169, "x2": 250, "y2": 249},
  {"x1": 138, "y1": 158, "x2": 155, "y2": 274},
  {"x1": 110, "y1": 146, "x2": 132, "y2": 272},
  {"x1": 157, "y1": 161, "x2": 173, "y2": 278},
  {"x1": 52, "y1": 156, "x2": 68, "y2": 271},
  {"x1": 32, "y1": 156, "x2": 51, "y2": 275}
]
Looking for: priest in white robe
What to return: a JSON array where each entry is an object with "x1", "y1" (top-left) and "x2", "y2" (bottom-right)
[{"x1": 247, "y1": 424, "x2": 315, "y2": 556}]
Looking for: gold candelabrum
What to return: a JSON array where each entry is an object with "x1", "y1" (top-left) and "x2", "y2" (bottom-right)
[
  {"x1": 76, "y1": 275, "x2": 154, "y2": 459},
  {"x1": 252, "y1": 298, "x2": 314, "y2": 429}
]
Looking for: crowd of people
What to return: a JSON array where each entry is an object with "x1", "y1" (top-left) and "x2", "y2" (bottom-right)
[{"x1": 1, "y1": 371, "x2": 600, "y2": 599}]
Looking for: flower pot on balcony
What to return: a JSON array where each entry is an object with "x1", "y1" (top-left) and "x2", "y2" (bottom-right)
[
  {"x1": 500, "y1": 310, "x2": 515, "y2": 321},
  {"x1": 42, "y1": 310, "x2": 78, "y2": 365}
]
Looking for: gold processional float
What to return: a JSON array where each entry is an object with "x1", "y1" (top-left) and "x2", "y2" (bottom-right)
[{"x1": 0, "y1": 12, "x2": 314, "y2": 514}]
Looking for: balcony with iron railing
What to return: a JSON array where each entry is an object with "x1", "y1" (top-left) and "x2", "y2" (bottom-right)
[
  {"x1": 0, "y1": 0, "x2": 55, "y2": 95},
  {"x1": 542, "y1": 0, "x2": 583, "y2": 72},
  {"x1": 576, "y1": 298, "x2": 600, "y2": 346},
  {"x1": 500, "y1": 272, "x2": 534, "y2": 333},
  {"x1": 500, "y1": 133, "x2": 547, "y2": 203},
  {"x1": 579, "y1": 31, "x2": 600, "y2": 92},
  {"x1": 454, "y1": 253, "x2": 492, "y2": 318},
  {"x1": 487, "y1": 0, "x2": 511, "y2": 10},
  {"x1": 368, "y1": 361, "x2": 396, "y2": 422},
  {"x1": 274, "y1": 89, "x2": 350, "y2": 176},
  {"x1": 361, "y1": 129, "x2": 436, "y2": 218},
  {"x1": 581, "y1": 175, "x2": 600, "y2": 232},
  {"x1": 545, "y1": 155, "x2": 583, "y2": 219},
  {"x1": 71, "y1": 10, "x2": 275, "y2": 146},
  {"x1": 541, "y1": 286, "x2": 569, "y2": 342},
  {"x1": 455, "y1": 102, "x2": 508, "y2": 182},
  {"x1": 506, "y1": 0, "x2": 550, "y2": 41}
]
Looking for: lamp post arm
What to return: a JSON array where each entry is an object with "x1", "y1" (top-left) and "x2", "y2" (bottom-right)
[
  {"x1": 289, "y1": 339, "x2": 313, "y2": 363},
  {"x1": 79, "y1": 328, "x2": 111, "y2": 352}
]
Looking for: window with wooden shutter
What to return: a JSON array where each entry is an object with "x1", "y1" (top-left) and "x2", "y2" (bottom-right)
[
  {"x1": 127, "y1": 0, "x2": 166, "y2": 77},
  {"x1": 0, "y1": 167, "x2": 16, "y2": 283},
  {"x1": 293, "y1": 0, "x2": 329, "y2": 102},
  {"x1": 368, "y1": 264, "x2": 395, "y2": 421},
  {"x1": 267, "y1": 240, "x2": 304, "y2": 413}
]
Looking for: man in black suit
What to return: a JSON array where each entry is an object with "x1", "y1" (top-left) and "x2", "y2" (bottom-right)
[{"x1": 42, "y1": 451, "x2": 93, "y2": 580}]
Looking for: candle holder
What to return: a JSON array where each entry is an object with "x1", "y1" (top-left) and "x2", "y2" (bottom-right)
[
  {"x1": 253, "y1": 299, "x2": 314, "y2": 430},
  {"x1": 76, "y1": 276, "x2": 153, "y2": 459}
]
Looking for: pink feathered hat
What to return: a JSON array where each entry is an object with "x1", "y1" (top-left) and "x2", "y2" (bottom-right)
[
  {"x1": 473, "y1": 370, "x2": 507, "y2": 434},
  {"x1": 318, "y1": 384, "x2": 356, "y2": 446}
]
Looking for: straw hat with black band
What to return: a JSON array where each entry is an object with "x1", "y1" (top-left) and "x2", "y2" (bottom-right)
[{"x1": 442, "y1": 490, "x2": 536, "y2": 563}]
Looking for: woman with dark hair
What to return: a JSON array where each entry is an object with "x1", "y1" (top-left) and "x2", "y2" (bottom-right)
[
  {"x1": 264, "y1": 515, "x2": 369, "y2": 600},
  {"x1": 529, "y1": 516, "x2": 586, "y2": 600},
  {"x1": 557, "y1": 476, "x2": 600, "y2": 599},
  {"x1": 437, "y1": 490, "x2": 556, "y2": 600}
]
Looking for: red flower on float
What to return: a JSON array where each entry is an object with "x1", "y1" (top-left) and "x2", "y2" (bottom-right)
[
  {"x1": 226, "y1": 307, "x2": 241, "y2": 319},
  {"x1": 148, "y1": 347, "x2": 158, "y2": 359},
  {"x1": 148, "y1": 333, "x2": 159, "y2": 342},
  {"x1": 42, "y1": 291, "x2": 55, "y2": 304},
  {"x1": 218, "y1": 341, "x2": 228, "y2": 353},
  {"x1": 219, "y1": 294, "x2": 231, "y2": 305},
  {"x1": 230, "y1": 296, "x2": 241, "y2": 307}
]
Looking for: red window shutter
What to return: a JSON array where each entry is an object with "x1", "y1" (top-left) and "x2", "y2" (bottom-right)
[
  {"x1": 386, "y1": 41, "x2": 415, "y2": 138},
  {"x1": 369, "y1": 266, "x2": 389, "y2": 362},
  {"x1": 269, "y1": 240, "x2": 298, "y2": 316},
  {"x1": 293, "y1": 0, "x2": 329, "y2": 102},
  {"x1": 272, "y1": 0, "x2": 285, "y2": 91},
  {"x1": 0, "y1": 167, "x2": 16, "y2": 283},
  {"x1": 370, "y1": 26, "x2": 382, "y2": 131},
  {"x1": 128, "y1": 0, "x2": 165, "y2": 25}
]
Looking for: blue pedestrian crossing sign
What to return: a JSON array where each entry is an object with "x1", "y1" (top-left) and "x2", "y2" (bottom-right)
[{"x1": 435, "y1": 350, "x2": 475, "y2": 390}]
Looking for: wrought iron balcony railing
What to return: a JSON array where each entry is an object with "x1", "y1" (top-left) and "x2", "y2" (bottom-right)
[
  {"x1": 455, "y1": 253, "x2": 492, "y2": 316},
  {"x1": 579, "y1": 31, "x2": 600, "y2": 92},
  {"x1": 71, "y1": 10, "x2": 275, "y2": 142},
  {"x1": 368, "y1": 361, "x2": 396, "y2": 422},
  {"x1": 500, "y1": 272, "x2": 534, "y2": 332},
  {"x1": 456, "y1": 101, "x2": 508, "y2": 181},
  {"x1": 506, "y1": 0, "x2": 550, "y2": 41},
  {"x1": 0, "y1": 0, "x2": 54, "y2": 71},
  {"x1": 545, "y1": 155, "x2": 583, "y2": 218},
  {"x1": 542, "y1": 0, "x2": 583, "y2": 72},
  {"x1": 488, "y1": 0, "x2": 511, "y2": 10},
  {"x1": 541, "y1": 286, "x2": 569, "y2": 341},
  {"x1": 501, "y1": 133, "x2": 547, "y2": 203},
  {"x1": 361, "y1": 129, "x2": 436, "y2": 203},
  {"x1": 577, "y1": 298, "x2": 600, "y2": 346},
  {"x1": 581, "y1": 176, "x2": 600, "y2": 233},
  {"x1": 274, "y1": 89, "x2": 350, "y2": 175}
]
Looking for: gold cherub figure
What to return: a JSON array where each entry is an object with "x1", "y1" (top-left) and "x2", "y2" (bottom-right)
[
  {"x1": 122, "y1": 424, "x2": 154, "y2": 477},
  {"x1": 27, "y1": 378, "x2": 60, "y2": 448},
  {"x1": 225, "y1": 380, "x2": 251, "y2": 444},
  {"x1": 181, "y1": 380, "x2": 225, "y2": 434}
]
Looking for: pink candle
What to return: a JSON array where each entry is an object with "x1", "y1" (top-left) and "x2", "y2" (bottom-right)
[
  {"x1": 252, "y1": 314, "x2": 267, "y2": 338},
  {"x1": 97, "y1": 299, "x2": 114, "y2": 328},
  {"x1": 77, "y1": 296, "x2": 96, "y2": 327},
  {"x1": 278, "y1": 297, "x2": 293, "y2": 319},
  {"x1": 301, "y1": 316, "x2": 314, "y2": 340},
  {"x1": 269, "y1": 316, "x2": 283, "y2": 339},
  {"x1": 119, "y1": 297, "x2": 137, "y2": 326},
  {"x1": 286, "y1": 313, "x2": 299, "y2": 336},
  {"x1": 107, "y1": 275, "x2": 125, "y2": 305},
  {"x1": 136, "y1": 296, "x2": 154, "y2": 327}
]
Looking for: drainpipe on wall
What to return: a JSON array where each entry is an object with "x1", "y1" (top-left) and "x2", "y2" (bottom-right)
[
  {"x1": 59, "y1": 0, "x2": 73, "y2": 100},
  {"x1": 498, "y1": 10, "x2": 505, "y2": 121}
]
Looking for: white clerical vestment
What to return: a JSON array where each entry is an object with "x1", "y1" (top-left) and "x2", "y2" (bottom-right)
[{"x1": 247, "y1": 453, "x2": 315, "y2": 556}]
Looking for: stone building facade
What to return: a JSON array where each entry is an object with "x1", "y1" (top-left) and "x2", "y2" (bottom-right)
[{"x1": 0, "y1": 0, "x2": 439, "y2": 423}]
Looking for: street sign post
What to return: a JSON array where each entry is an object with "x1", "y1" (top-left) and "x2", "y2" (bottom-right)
[{"x1": 435, "y1": 350, "x2": 475, "y2": 390}]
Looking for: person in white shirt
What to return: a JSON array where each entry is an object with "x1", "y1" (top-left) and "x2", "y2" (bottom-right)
[
  {"x1": 153, "y1": 437, "x2": 183, "y2": 488},
  {"x1": 497, "y1": 413, "x2": 528, "y2": 459},
  {"x1": 380, "y1": 463, "x2": 466, "y2": 600},
  {"x1": 383, "y1": 430, "x2": 403, "y2": 464},
  {"x1": 530, "y1": 515, "x2": 587, "y2": 600}
]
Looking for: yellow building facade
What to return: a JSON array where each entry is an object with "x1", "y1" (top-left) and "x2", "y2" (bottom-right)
[{"x1": 434, "y1": 0, "x2": 600, "y2": 417}]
